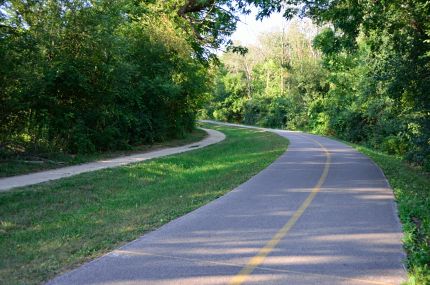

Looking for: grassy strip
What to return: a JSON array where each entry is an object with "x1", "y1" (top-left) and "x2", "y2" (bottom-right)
[
  {"x1": 0, "y1": 129, "x2": 207, "y2": 178},
  {"x1": 348, "y1": 144, "x2": 430, "y2": 284},
  {"x1": 0, "y1": 124, "x2": 288, "y2": 285}
]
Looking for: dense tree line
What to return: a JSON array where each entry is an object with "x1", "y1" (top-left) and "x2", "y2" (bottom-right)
[
  {"x1": 1, "y1": 0, "x2": 429, "y2": 281},
  {"x1": 205, "y1": 21, "x2": 324, "y2": 129},
  {"x1": 205, "y1": 3, "x2": 430, "y2": 173},
  {"x1": 201, "y1": 2, "x2": 429, "y2": 281},
  {"x1": 1, "y1": 0, "x2": 428, "y2": 165},
  {"x1": 0, "y1": 0, "x2": 214, "y2": 154}
]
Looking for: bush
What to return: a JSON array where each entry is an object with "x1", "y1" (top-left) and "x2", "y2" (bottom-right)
[{"x1": 0, "y1": 2, "x2": 209, "y2": 155}]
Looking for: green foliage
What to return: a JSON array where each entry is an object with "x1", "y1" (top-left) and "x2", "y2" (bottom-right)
[
  {"x1": 2, "y1": 0, "x2": 429, "y2": 281},
  {"x1": 205, "y1": 7, "x2": 429, "y2": 169},
  {"x1": 203, "y1": 1, "x2": 430, "y2": 281},
  {"x1": 0, "y1": 0, "x2": 211, "y2": 156},
  {"x1": 205, "y1": 20, "x2": 326, "y2": 131}
]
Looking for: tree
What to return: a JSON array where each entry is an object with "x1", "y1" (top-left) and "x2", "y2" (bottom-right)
[{"x1": 0, "y1": 0, "x2": 211, "y2": 154}]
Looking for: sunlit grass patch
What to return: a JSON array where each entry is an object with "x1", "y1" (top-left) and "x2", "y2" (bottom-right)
[
  {"x1": 0, "y1": 124, "x2": 288, "y2": 285},
  {"x1": 0, "y1": 129, "x2": 207, "y2": 178}
]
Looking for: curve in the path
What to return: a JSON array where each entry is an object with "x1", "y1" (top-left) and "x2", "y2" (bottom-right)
[
  {"x1": 0, "y1": 128, "x2": 225, "y2": 192},
  {"x1": 47, "y1": 123, "x2": 406, "y2": 285}
]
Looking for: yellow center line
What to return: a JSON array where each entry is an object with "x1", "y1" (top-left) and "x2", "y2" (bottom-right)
[
  {"x1": 229, "y1": 136, "x2": 331, "y2": 285},
  {"x1": 112, "y1": 250, "x2": 393, "y2": 285}
]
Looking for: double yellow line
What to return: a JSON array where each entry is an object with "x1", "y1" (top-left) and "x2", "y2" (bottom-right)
[{"x1": 230, "y1": 137, "x2": 331, "y2": 285}]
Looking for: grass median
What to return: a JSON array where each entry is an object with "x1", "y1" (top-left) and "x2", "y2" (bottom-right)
[{"x1": 0, "y1": 124, "x2": 289, "y2": 285}]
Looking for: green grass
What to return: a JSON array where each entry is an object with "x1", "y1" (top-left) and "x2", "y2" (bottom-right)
[
  {"x1": 206, "y1": 120, "x2": 430, "y2": 283},
  {"x1": 0, "y1": 129, "x2": 207, "y2": 178},
  {"x1": 0, "y1": 124, "x2": 289, "y2": 285},
  {"x1": 346, "y1": 144, "x2": 430, "y2": 284}
]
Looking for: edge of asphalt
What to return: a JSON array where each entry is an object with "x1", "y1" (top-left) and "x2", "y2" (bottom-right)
[
  {"x1": 46, "y1": 120, "x2": 407, "y2": 284},
  {"x1": 0, "y1": 127, "x2": 225, "y2": 192},
  {"x1": 46, "y1": 121, "x2": 293, "y2": 285},
  {"x1": 201, "y1": 120, "x2": 407, "y2": 271}
]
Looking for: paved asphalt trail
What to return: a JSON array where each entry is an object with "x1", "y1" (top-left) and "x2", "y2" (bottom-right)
[
  {"x1": 47, "y1": 122, "x2": 406, "y2": 285},
  {"x1": 0, "y1": 128, "x2": 224, "y2": 192}
]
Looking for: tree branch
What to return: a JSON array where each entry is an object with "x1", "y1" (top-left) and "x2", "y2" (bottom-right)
[{"x1": 178, "y1": 0, "x2": 216, "y2": 16}]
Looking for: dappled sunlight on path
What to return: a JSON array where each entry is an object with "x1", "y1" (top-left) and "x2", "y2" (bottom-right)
[{"x1": 47, "y1": 123, "x2": 405, "y2": 285}]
